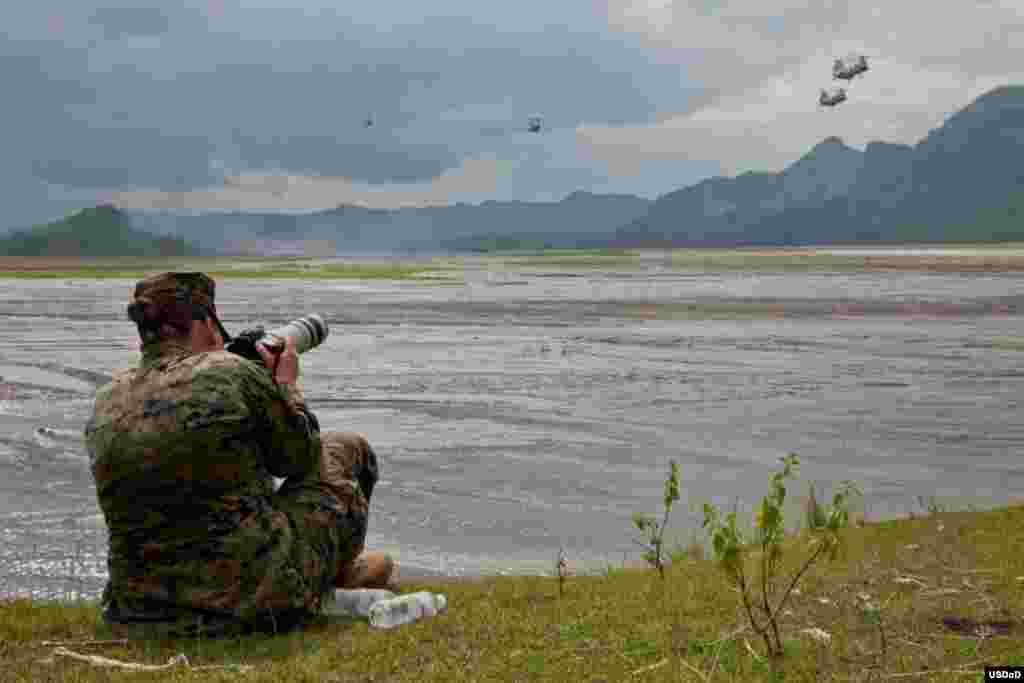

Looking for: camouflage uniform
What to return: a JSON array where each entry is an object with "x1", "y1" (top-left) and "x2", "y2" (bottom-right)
[{"x1": 85, "y1": 273, "x2": 378, "y2": 638}]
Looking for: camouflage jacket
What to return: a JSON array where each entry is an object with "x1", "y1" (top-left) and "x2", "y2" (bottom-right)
[{"x1": 85, "y1": 340, "x2": 323, "y2": 630}]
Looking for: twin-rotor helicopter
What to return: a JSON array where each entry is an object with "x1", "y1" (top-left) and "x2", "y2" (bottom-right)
[{"x1": 819, "y1": 54, "x2": 870, "y2": 107}]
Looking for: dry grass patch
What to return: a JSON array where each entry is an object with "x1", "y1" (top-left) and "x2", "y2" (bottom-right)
[
  {"x1": 663, "y1": 248, "x2": 1024, "y2": 272},
  {"x1": 862, "y1": 254, "x2": 1024, "y2": 272}
]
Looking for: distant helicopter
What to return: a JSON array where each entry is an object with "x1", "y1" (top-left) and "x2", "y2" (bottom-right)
[
  {"x1": 833, "y1": 55, "x2": 869, "y2": 80},
  {"x1": 527, "y1": 115, "x2": 542, "y2": 133},
  {"x1": 819, "y1": 87, "x2": 847, "y2": 107},
  {"x1": 363, "y1": 115, "x2": 374, "y2": 128}
]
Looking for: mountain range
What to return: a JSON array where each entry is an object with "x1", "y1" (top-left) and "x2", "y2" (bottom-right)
[
  {"x1": 616, "y1": 84, "x2": 1024, "y2": 246},
  {"x1": 4, "y1": 84, "x2": 1024, "y2": 257},
  {"x1": 123, "y1": 190, "x2": 653, "y2": 255}
]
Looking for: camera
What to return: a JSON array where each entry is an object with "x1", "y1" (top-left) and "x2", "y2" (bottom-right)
[{"x1": 225, "y1": 314, "x2": 329, "y2": 363}]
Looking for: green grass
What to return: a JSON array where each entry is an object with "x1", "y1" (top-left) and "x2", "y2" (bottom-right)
[
  {"x1": 621, "y1": 301, "x2": 793, "y2": 320},
  {"x1": 990, "y1": 336, "x2": 1024, "y2": 352},
  {"x1": 6, "y1": 503, "x2": 1024, "y2": 681},
  {"x1": 0, "y1": 256, "x2": 462, "y2": 282},
  {"x1": 661, "y1": 249, "x2": 871, "y2": 272},
  {"x1": 479, "y1": 248, "x2": 635, "y2": 258},
  {"x1": 483, "y1": 248, "x2": 643, "y2": 269},
  {"x1": 5, "y1": 245, "x2": 1024, "y2": 281}
]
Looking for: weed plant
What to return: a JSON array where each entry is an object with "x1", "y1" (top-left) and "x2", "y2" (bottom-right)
[
  {"x1": 632, "y1": 460, "x2": 681, "y2": 580},
  {"x1": 702, "y1": 455, "x2": 861, "y2": 667}
]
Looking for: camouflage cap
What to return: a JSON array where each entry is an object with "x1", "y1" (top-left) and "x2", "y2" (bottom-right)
[
  {"x1": 127, "y1": 272, "x2": 225, "y2": 342},
  {"x1": 131, "y1": 272, "x2": 216, "y2": 310}
]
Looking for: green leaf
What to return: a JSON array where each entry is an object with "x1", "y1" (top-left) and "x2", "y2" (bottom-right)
[
  {"x1": 702, "y1": 503, "x2": 718, "y2": 529},
  {"x1": 712, "y1": 533, "x2": 727, "y2": 559}
]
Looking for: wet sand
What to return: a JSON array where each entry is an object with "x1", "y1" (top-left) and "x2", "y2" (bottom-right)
[{"x1": 1, "y1": 253, "x2": 1023, "y2": 599}]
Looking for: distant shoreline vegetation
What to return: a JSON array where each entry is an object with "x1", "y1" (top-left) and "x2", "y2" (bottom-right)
[
  {"x1": 0, "y1": 256, "x2": 460, "y2": 281},
  {"x1": 2, "y1": 244, "x2": 1024, "y2": 281}
]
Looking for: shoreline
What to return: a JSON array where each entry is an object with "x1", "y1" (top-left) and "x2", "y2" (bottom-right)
[
  {"x1": 3, "y1": 246, "x2": 1024, "y2": 277},
  {"x1": 3, "y1": 501, "x2": 1022, "y2": 605},
  {"x1": 3, "y1": 504, "x2": 1014, "y2": 604}
]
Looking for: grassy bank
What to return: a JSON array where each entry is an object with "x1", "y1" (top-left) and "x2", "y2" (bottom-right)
[
  {"x1": 483, "y1": 248, "x2": 643, "y2": 270},
  {"x1": 481, "y1": 245, "x2": 1024, "y2": 272},
  {"x1": 4, "y1": 246, "x2": 1024, "y2": 280},
  {"x1": 5, "y1": 502, "x2": 1024, "y2": 682},
  {"x1": 0, "y1": 256, "x2": 460, "y2": 282},
  {"x1": 990, "y1": 336, "x2": 1024, "y2": 352}
]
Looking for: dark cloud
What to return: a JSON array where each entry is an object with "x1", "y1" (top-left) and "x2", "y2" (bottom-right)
[
  {"x1": 0, "y1": 1, "x2": 713, "y2": 225},
  {"x1": 88, "y1": 5, "x2": 172, "y2": 40},
  {"x1": 230, "y1": 134, "x2": 458, "y2": 184},
  {"x1": 388, "y1": 19, "x2": 697, "y2": 131},
  {"x1": 29, "y1": 125, "x2": 216, "y2": 190},
  {"x1": 0, "y1": 51, "x2": 99, "y2": 110}
]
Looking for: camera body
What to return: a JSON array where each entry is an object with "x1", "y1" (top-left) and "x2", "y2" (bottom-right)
[{"x1": 225, "y1": 314, "x2": 329, "y2": 363}]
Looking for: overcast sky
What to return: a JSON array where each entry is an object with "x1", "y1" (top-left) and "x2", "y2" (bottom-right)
[{"x1": 3, "y1": 1, "x2": 1022, "y2": 229}]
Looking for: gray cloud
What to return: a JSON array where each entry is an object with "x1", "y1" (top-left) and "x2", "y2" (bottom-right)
[
  {"x1": 10, "y1": 11, "x2": 700, "y2": 189},
  {"x1": 1, "y1": 0, "x2": 718, "y2": 225},
  {"x1": 88, "y1": 5, "x2": 173, "y2": 40},
  {"x1": 590, "y1": 0, "x2": 1024, "y2": 174},
  {"x1": 30, "y1": 126, "x2": 216, "y2": 190},
  {"x1": 229, "y1": 134, "x2": 458, "y2": 185}
]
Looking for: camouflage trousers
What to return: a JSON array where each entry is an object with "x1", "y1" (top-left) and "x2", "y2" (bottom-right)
[
  {"x1": 103, "y1": 431, "x2": 379, "y2": 638},
  {"x1": 275, "y1": 430, "x2": 379, "y2": 596}
]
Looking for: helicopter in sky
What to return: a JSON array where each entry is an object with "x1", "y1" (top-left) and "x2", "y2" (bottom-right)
[
  {"x1": 819, "y1": 87, "x2": 847, "y2": 107},
  {"x1": 363, "y1": 115, "x2": 374, "y2": 128},
  {"x1": 833, "y1": 55, "x2": 869, "y2": 80},
  {"x1": 527, "y1": 115, "x2": 542, "y2": 133}
]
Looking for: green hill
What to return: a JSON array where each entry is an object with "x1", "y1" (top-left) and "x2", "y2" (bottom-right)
[{"x1": 0, "y1": 204, "x2": 203, "y2": 257}]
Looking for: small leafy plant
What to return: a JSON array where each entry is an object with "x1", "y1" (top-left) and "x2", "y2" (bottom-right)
[
  {"x1": 632, "y1": 460, "x2": 680, "y2": 580},
  {"x1": 702, "y1": 454, "x2": 860, "y2": 664},
  {"x1": 856, "y1": 592, "x2": 889, "y2": 665}
]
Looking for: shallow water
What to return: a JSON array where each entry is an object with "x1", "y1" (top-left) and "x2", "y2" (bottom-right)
[{"x1": 1, "y1": 255, "x2": 1023, "y2": 598}]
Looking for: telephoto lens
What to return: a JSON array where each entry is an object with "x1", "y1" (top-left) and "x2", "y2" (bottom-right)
[{"x1": 261, "y1": 314, "x2": 329, "y2": 355}]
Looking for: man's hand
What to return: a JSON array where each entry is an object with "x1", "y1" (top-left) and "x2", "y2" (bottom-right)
[{"x1": 255, "y1": 335, "x2": 300, "y2": 385}]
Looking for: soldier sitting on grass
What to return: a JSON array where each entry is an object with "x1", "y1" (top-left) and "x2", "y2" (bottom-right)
[{"x1": 85, "y1": 272, "x2": 394, "y2": 638}]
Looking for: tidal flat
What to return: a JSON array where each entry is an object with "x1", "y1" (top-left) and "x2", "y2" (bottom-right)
[{"x1": 0, "y1": 246, "x2": 1023, "y2": 601}]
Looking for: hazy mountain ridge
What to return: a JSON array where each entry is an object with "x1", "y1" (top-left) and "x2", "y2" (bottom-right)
[
  {"x1": 4, "y1": 85, "x2": 1024, "y2": 257},
  {"x1": 616, "y1": 84, "x2": 1024, "y2": 246},
  {"x1": 124, "y1": 190, "x2": 654, "y2": 254}
]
